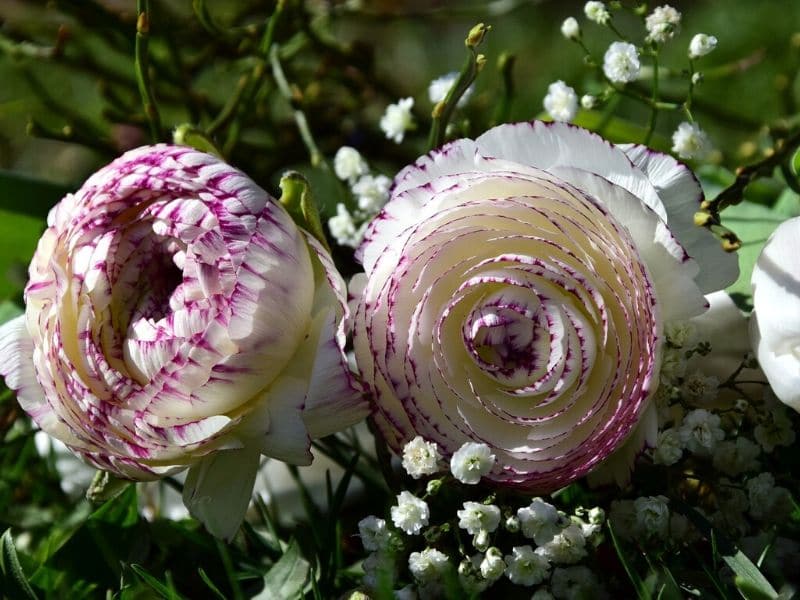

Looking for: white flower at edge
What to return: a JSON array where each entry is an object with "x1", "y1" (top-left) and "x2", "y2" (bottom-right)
[
  {"x1": 679, "y1": 408, "x2": 725, "y2": 455},
  {"x1": 333, "y1": 146, "x2": 368, "y2": 182},
  {"x1": 580, "y1": 94, "x2": 596, "y2": 110},
  {"x1": 712, "y1": 438, "x2": 760, "y2": 476},
  {"x1": 537, "y1": 524, "x2": 587, "y2": 564},
  {"x1": 551, "y1": 566, "x2": 601, "y2": 600},
  {"x1": 671, "y1": 121, "x2": 712, "y2": 159},
  {"x1": 603, "y1": 42, "x2": 641, "y2": 83},
  {"x1": 504, "y1": 545, "x2": 551, "y2": 586},
  {"x1": 393, "y1": 585, "x2": 417, "y2": 600},
  {"x1": 402, "y1": 436, "x2": 442, "y2": 479},
  {"x1": 391, "y1": 491, "x2": 430, "y2": 535},
  {"x1": 358, "y1": 516, "x2": 391, "y2": 551},
  {"x1": 543, "y1": 81, "x2": 579, "y2": 123},
  {"x1": 584, "y1": 1, "x2": 610, "y2": 25},
  {"x1": 689, "y1": 33, "x2": 718, "y2": 58},
  {"x1": 480, "y1": 547, "x2": 506, "y2": 582},
  {"x1": 754, "y1": 403, "x2": 796, "y2": 452},
  {"x1": 746, "y1": 473, "x2": 793, "y2": 522},
  {"x1": 633, "y1": 495, "x2": 670, "y2": 539},
  {"x1": 408, "y1": 548, "x2": 450, "y2": 583},
  {"x1": 645, "y1": 5, "x2": 681, "y2": 44},
  {"x1": 517, "y1": 498, "x2": 562, "y2": 545},
  {"x1": 457, "y1": 501, "x2": 501, "y2": 535},
  {"x1": 380, "y1": 97, "x2": 415, "y2": 143},
  {"x1": 450, "y1": 442, "x2": 496, "y2": 484},
  {"x1": 328, "y1": 203, "x2": 368, "y2": 248},
  {"x1": 352, "y1": 174, "x2": 392, "y2": 214},
  {"x1": 750, "y1": 216, "x2": 800, "y2": 413},
  {"x1": 561, "y1": 17, "x2": 581, "y2": 40},
  {"x1": 531, "y1": 588, "x2": 556, "y2": 600},
  {"x1": 681, "y1": 370, "x2": 719, "y2": 404},
  {"x1": 428, "y1": 72, "x2": 473, "y2": 107},
  {"x1": 652, "y1": 428, "x2": 683, "y2": 466}
]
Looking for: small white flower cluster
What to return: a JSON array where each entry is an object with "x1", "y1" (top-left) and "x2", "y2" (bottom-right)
[
  {"x1": 365, "y1": 436, "x2": 607, "y2": 596},
  {"x1": 645, "y1": 5, "x2": 681, "y2": 44},
  {"x1": 380, "y1": 97, "x2": 415, "y2": 143},
  {"x1": 543, "y1": 81, "x2": 578, "y2": 122},
  {"x1": 328, "y1": 146, "x2": 392, "y2": 248},
  {"x1": 610, "y1": 496, "x2": 691, "y2": 543}
]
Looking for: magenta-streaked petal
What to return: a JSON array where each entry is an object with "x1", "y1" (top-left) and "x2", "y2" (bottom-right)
[{"x1": 620, "y1": 143, "x2": 739, "y2": 292}]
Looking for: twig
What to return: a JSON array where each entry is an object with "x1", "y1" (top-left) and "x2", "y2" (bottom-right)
[
  {"x1": 695, "y1": 127, "x2": 800, "y2": 252},
  {"x1": 135, "y1": 0, "x2": 163, "y2": 142}
]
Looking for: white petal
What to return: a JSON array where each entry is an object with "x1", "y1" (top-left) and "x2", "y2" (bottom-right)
[
  {"x1": 182, "y1": 446, "x2": 261, "y2": 540},
  {"x1": 751, "y1": 217, "x2": 800, "y2": 410},
  {"x1": 688, "y1": 291, "x2": 761, "y2": 383},
  {"x1": 475, "y1": 121, "x2": 665, "y2": 217},
  {"x1": 621, "y1": 143, "x2": 738, "y2": 291}
]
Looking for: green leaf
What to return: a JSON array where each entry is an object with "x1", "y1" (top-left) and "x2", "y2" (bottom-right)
[
  {"x1": 130, "y1": 564, "x2": 183, "y2": 600},
  {"x1": 0, "y1": 170, "x2": 71, "y2": 219},
  {"x1": 278, "y1": 171, "x2": 330, "y2": 252},
  {"x1": 0, "y1": 300, "x2": 22, "y2": 326},
  {"x1": 0, "y1": 208, "x2": 44, "y2": 301},
  {"x1": 0, "y1": 529, "x2": 39, "y2": 600},
  {"x1": 720, "y1": 194, "x2": 800, "y2": 300},
  {"x1": 677, "y1": 503, "x2": 779, "y2": 600},
  {"x1": 607, "y1": 521, "x2": 652, "y2": 600},
  {"x1": 88, "y1": 483, "x2": 138, "y2": 527},
  {"x1": 255, "y1": 539, "x2": 309, "y2": 600},
  {"x1": 197, "y1": 568, "x2": 227, "y2": 600},
  {"x1": 792, "y1": 146, "x2": 800, "y2": 177}
]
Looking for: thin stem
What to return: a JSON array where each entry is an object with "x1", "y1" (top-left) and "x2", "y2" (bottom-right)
[
  {"x1": 428, "y1": 23, "x2": 490, "y2": 150},
  {"x1": 135, "y1": 0, "x2": 163, "y2": 142},
  {"x1": 269, "y1": 44, "x2": 327, "y2": 170},
  {"x1": 644, "y1": 50, "x2": 659, "y2": 145},
  {"x1": 491, "y1": 52, "x2": 515, "y2": 127}
]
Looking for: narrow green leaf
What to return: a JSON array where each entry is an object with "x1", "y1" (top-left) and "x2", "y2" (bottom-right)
[
  {"x1": 130, "y1": 564, "x2": 183, "y2": 600},
  {"x1": 255, "y1": 539, "x2": 310, "y2": 600},
  {"x1": 607, "y1": 521, "x2": 652, "y2": 600},
  {"x1": 197, "y1": 568, "x2": 228, "y2": 600},
  {"x1": 791, "y1": 147, "x2": 800, "y2": 177},
  {"x1": 677, "y1": 503, "x2": 778, "y2": 600},
  {"x1": 1, "y1": 529, "x2": 39, "y2": 600}
]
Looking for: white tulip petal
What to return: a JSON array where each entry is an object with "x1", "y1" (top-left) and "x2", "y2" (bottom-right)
[{"x1": 751, "y1": 217, "x2": 800, "y2": 411}]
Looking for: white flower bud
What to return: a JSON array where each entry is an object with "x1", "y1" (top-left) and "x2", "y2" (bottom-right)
[
  {"x1": 671, "y1": 121, "x2": 712, "y2": 160},
  {"x1": 450, "y1": 442, "x2": 496, "y2": 484},
  {"x1": 391, "y1": 491, "x2": 429, "y2": 535},
  {"x1": 333, "y1": 146, "x2": 368, "y2": 182},
  {"x1": 561, "y1": 17, "x2": 581, "y2": 40},
  {"x1": 689, "y1": 33, "x2": 718, "y2": 58},
  {"x1": 584, "y1": 1, "x2": 610, "y2": 25},
  {"x1": 543, "y1": 81, "x2": 578, "y2": 123},
  {"x1": 603, "y1": 42, "x2": 641, "y2": 83}
]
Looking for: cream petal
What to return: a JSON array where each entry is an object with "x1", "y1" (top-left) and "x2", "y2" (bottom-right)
[
  {"x1": 183, "y1": 446, "x2": 261, "y2": 540},
  {"x1": 751, "y1": 217, "x2": 800, "y2": 411}
]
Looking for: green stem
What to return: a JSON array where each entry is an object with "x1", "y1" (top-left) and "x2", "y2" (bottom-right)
[
  {"x1": 644, "y1": 51, "x2": 659, "y2": 145},
  {"x1": 135, "y1": 0, "x2": 162, "y2": 142},
  {"x1": 428, "y1": 23, "x2": 490, "y2": 150},
  {"x1": 491, "y1": 52, "x2": 515, "y2": 127},
  {"x1": 269, "y1": 45, "x2": 327, "y2": 170}
]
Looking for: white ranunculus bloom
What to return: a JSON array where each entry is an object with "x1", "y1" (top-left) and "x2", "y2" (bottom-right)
[
  {"x1": 0, "y1": 145, "x2": 368, "y2": 539},
  {"x1": 351, "y1": 120, "x2": 737, "y2": 492},
  {"x1": 750, "y1": 217, "x2": 800, "y2": 412}
]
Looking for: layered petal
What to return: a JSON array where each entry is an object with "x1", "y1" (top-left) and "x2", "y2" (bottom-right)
[
  {"x1": 1, "y1": 144, "x2": 367, "y2": 536},
  {"x1": 353, "y1": 121, "x2": 724, "y2": 490}
]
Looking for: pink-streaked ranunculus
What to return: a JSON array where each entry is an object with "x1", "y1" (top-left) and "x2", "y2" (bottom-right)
[
  {"x1": 0, "y1": 144, "x2": 368, "y2": 538},
  {"x1": 351, "y1": 121, "x2": 738, "y2": 491},
  {"x1": 750, "y1": 216, "x2": 800, "y2": 412}
]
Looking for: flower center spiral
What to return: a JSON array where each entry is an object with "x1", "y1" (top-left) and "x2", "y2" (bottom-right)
[{"x1": 465, "y1": 292, "x2": 540, "y2": 374}]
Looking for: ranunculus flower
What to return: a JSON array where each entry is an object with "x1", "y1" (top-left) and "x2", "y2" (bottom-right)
[
  {"x1": 750, "y1": 216, "x2": 800, "y2": 411},
  {"x1": 0, "y1": 144, "x2": 367, "y2": 538},
  {"x1": 351, "y1": 120, "x2": 737, "y2": 491}
]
